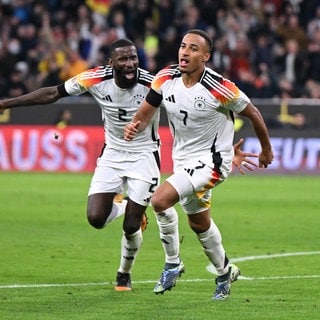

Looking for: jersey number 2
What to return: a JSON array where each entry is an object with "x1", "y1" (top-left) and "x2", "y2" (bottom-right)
[{"x1": 118, "y1": 108, "x2": 127, "y2": 121}]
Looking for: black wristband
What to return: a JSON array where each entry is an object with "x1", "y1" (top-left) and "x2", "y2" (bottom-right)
[
  {"x1": 146, "y1": 88, "x2": 162, "y2": 108},
  {"x1": 57, "y1": 84, "x2": 69, "y2": 97}
]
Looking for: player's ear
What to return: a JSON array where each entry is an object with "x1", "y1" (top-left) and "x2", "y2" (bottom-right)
[
  {"x1": 108, "y1": 57, "x2": 113, "y2": 66},
  {"x1": 203, "y1": 52, "x2": 211, "y2": 63}
]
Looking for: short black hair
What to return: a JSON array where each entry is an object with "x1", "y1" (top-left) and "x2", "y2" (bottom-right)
[
  {"x1": 109, "y1": 39, "x2": 135, "y2": 54},
  {"x1": 185, "y1": 29, "x2": 213, "y2": 54}
]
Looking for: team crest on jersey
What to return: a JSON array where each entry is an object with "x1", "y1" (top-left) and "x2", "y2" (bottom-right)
[
  {"x1": 194, "y1": 97, "x2": 206, "y2": 111},
  {"x1": 133, "y1": 94, "x2": 145, "y2": 106}
]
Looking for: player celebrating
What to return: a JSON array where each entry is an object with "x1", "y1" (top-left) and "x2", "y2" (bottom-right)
[
  {"x1": 0, "y1": 39, "x2": 181, "y2": 291},
  {"x1": 124, "y1": 29, "x2": 274, "y2": 300}
]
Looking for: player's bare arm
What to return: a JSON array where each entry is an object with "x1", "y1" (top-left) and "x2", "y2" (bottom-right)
[
  {"x1": 0, "y1": 86, "x2": 61, "y2": 111},
  {"x1": 124, "y1": 100, "x2": 157, "y2": 141},
  {"x1": 239, "y1": 102, "x2": 274, "y2": 168}
]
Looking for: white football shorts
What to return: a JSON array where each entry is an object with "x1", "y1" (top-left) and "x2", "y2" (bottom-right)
[
  {"x1": 88, "y1": 147, "x2": 160, "y2": 206},
  {"x1": 167, "y1": 157, "x2": 232, "y2": 214}
]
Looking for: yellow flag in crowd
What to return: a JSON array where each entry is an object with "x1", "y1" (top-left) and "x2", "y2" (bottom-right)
[{"x1": 85, "y1": 0, "x2": 111, "y2": 15}]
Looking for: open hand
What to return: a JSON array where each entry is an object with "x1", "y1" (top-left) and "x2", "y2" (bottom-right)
[{"x1": 233, "y1": 138, "x2": 259, "y2": 175}]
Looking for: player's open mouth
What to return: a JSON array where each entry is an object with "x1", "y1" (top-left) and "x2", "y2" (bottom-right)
[
  {"x1": 180, "y1": 59, "x2": 189, "y2": 67},
  {"x1": 124, "y1": 70, "x2": 136, "y2": 79}
]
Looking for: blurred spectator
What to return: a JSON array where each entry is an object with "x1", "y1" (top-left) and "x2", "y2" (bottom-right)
[
  {"x1": 134, "y1": 36, "x2": 148, "y2": 69},
  {"x1": 273, "y1": 38, "x2": 308, "y2": 95},
  {"x1": 37, "y1": 47, "x2": 65, "y2": 87},
  {"x1": 236, "y1": 64, "x2": 277, "y2": 98},
  {"x1": 179, "y1": 4, "x2": 208, "y2": 35},
  {"x1": 59, "y1": 48, "x2": 88, "y2": 82},
  {"x1": 305, "y1": 23, "x2": 320, "y2": 83},
  {"x1": 5, "y1": 64, "x2": 28, "y2": 98},
  {"x1": 210, "y1": 36, "x2": 231, "y2": 77},
  {"x1": 276, "y1": 75, "x2": 296, "y2": 97},
  {"x1": 263, "y1": 1, "x2": 285, "y2": 17},
  {"x1": 143, "y1": 18, "x2": 159, "y2": 59},
  {"x1": 77, "y1": 4, "x2": 95, "y2": 61},
  {"x1": 215, "y1": 6, "x2": 229, "y2": 37},
  {"x1": 131, "y1": 0, "x2": 153, "y2": 36},
  {"x1": 251, "y1": 34, "x2": 273, "y2": 70},
  {"x1": 305, "y1": 79, "x2": 320, "y2": 99},
  {"x1": 155, "y1": 0, "x2": 177, "y2": 38},
  {"x1": 80, "y1": 22, "x2": 108, "y2": 67},
  {"x1": 229, "y1": 34, "x2": 252, "y2": 82},
  {"x1": 11, "y1": 0, "x2": 32, "y2": 24},
  {"x1": 55, "y1": 108, "x2": 73, "y2": 129},
  {"x1": 224, "y1": 13, "x2": 246, "y2": 51},
  {"x1": 276, "y1": 13, "x2": 308, "y2": 50},
  {"x1": 306, "y1": 5, "x2": 320, "y2": 39},
  {"x1": 196, "y1": 0, "x2": 225, "y2": 30},
  {"x1": 0, "y1": 41, "x2": 19, "y2": 84},
  {"x1": 109, "y1": 9, "x2": 127, "y2": 39},
  {"x1": 16, "y1": 23, "x2": 38, "y2": 57},
  {"x1": 156, "y1": 26, "x2": 180, "y2": 69}
]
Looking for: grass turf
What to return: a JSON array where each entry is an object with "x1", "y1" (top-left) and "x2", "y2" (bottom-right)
[{"x1": 0, "y1": 172, "x2": 319, "y2": 319}]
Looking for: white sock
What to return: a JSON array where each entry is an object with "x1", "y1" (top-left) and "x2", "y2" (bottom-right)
[
  {"x1": 155, "y1": 207, "x2": 180, "y2": 265},
  {"x1": 197, "y1": 219, "x2": 229, "y2": 276},
  {"x1": 118, "y1": 229, "x2": 143, "y2": 274},
  {"x1": 104, "y1": 199, "x2": 127, "y2": 225}
]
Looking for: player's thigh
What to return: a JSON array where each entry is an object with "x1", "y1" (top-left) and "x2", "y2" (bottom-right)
[{"x1": 87, "y1": 192, "x2": 116, "y2": 217}]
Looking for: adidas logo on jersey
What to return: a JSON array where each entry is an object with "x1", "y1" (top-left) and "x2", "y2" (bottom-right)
[
  {"x1": 104, "y1": 94, "x2": 113, "y2": 102},
  {"x1": 165, "y1": 95, "x2": 176, "y2": 103}
]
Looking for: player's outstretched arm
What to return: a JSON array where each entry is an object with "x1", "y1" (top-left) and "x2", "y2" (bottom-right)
[
  {"x1": 233, "y1": 138, "x2": 258, "y2": 175},
  {"x1": 124, "y1": 100, "x2": 157, "y2": 141},
  {"x1": 239, "y1": 103, "x2": 274, "y2": 169},
  {"x1": 0, "y1": 86, "x2": 61, "y2": 112}
]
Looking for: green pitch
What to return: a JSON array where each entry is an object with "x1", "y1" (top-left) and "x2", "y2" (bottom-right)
[{"x1": 0, "y1": 172, "x2": 319, "y2": 319}]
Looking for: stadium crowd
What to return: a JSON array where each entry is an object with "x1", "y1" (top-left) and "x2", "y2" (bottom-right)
[{"x1": 1, "y1": 0, "x2": 320, "y2": 100}]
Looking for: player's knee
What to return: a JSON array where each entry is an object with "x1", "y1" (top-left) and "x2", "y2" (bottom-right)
[
  {"x1": 152, "y1": 182, "x2": 179, "y2": 213},
  {"x1": 123, "y1": 220, "x2": 140, "y2": 235},
  {"x1": 87, "y1": 211, "x2": 105, "y2": 229},
  {"x1": 151, "y1": 193, "x2": 169, "y2": 213}
]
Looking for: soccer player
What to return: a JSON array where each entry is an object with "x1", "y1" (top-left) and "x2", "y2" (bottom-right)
[
  {"x1": 0, "y1": 39, "x2": 177, "y2": 291},
  {"x1": 124, "y1": 29, "x2": 274, "y2": 300}
]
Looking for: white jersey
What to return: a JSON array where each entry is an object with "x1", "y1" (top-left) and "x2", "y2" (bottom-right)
[
  {"x1": 149, "y1": 65, "x2": 250, "y2": 170},
  {"x1": 64, "y1": 66, "x2": 160, "y2": 152}
]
